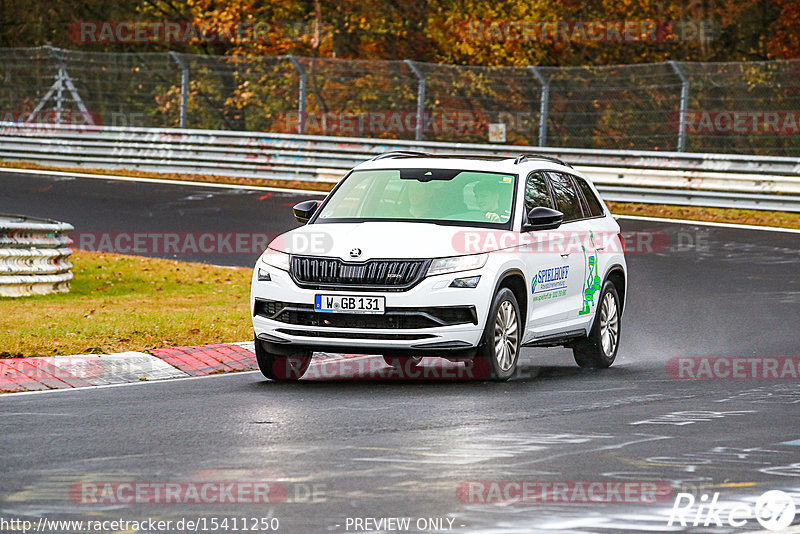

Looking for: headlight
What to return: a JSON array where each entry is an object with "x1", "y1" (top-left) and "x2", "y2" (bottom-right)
[
  {"x1": 260, "y1": 249, "x2": 290, "y2": 271},
  {"x1": 427, "y1": 253, "x2": 488, "y2": 276}
]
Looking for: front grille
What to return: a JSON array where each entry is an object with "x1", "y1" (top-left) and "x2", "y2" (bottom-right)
[
  {"x1": 275, "y1": 329, "x2": 435, "y2": 340},
  {"x1": 255, "y1": 299, "x2": 477, "y2": 329},
  {"x1": 278, "y1": 310, "x2": 438, "y2": 329},
  {"x1": 290, "y1": 256, "x2": 428, "y2": 291}
]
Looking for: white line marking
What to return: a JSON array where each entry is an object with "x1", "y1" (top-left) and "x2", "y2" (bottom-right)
[
  {"x1": 514, "y1": 434, "x2": 673, "y2": 467},
  {"x1": 0, "y1": 167, "x2": 328, "y2": 196},
  {"x1": 0, "y1": 369, "x2": 262, "y2": 398},
  {"x1": 0, "y1": 353, "x2": 382, "y2": 397},
  {"x1": 616, "y1": 214, "x2": 800, "y2": 234},
  {"x1": 0, "y1": 412, "x2": 77, "y2": 416}
]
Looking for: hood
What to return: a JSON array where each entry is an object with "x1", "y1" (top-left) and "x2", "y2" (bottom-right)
[{"x1": 268, "y1": 222, "x2": 500, "y2": 260}]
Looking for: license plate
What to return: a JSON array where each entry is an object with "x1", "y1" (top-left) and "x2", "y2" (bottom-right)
[{"x1": 314, "y1": 294, "x2": 385, "y2": 314}]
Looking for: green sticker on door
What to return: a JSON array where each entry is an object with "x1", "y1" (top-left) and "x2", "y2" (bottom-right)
[{"x1": 580, "y1": 231, "x2": 602, "y2": 316}]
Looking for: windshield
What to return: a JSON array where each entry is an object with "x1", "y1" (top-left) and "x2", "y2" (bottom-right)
[{"x1": 313, "y1": 168, "x2": 517, "y2": 228}]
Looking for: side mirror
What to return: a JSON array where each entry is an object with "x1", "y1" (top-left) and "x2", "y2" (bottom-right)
[
  {"x1": 293, "y1": 200, "x2": 320, "y2": 224},
  {"x1": 522, "y1": 207, "x2": 563, "y2": 232}
]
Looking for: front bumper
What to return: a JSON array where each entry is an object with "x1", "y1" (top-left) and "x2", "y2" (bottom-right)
[{"x1": 250, "y1": 264, "x2": 494, "y2": 356}]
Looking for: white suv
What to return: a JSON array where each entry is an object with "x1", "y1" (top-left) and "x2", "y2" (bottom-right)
[{"x1": 251, "y1": 152, "x2": 627, "y2": 381}]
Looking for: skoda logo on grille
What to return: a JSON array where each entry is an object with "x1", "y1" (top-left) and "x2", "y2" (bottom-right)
[{"x1": 349, "y1": 248, "x2": 362, "y2": 259}]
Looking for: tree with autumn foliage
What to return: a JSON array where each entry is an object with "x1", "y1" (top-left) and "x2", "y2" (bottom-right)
[
  {"x1": 1, "y1": 0, "x2": 797, "y2": 62},
  {"x1": 1, "y1": 0, "x2": 798, "y2": 154}
]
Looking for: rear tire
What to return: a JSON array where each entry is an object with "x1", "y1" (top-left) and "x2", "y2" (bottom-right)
[
  {"x1": 254, "y1": 337, "x2": 312, "y2": 380},
  {"x1": 572, "y1": 280, "x2": 620, "y2": 369},
  {"x1": 472, "y1": 288, "x2": 521, "y2": 381}
]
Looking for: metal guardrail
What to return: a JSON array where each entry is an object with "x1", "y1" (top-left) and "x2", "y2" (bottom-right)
[
  {"x1": 5, "y1": 48, "x2": 800, "y2": 156},
  {"x1": 0, "y1": 214, "x2": 74, "y2": 297},
  {"x1": 1, "y1": 122, "x2": 800, "y2": 212}
]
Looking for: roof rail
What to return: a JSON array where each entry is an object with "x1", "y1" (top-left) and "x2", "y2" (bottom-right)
[
  {"x1": 513, "y1": 153, "x2": 572, "y2": 168},
  {"x1": 370, "y1": 150, "x2": 431, "y2": 160},
  {"x1": 411, "y1": 154, "x2": 509, "y2": 161}
]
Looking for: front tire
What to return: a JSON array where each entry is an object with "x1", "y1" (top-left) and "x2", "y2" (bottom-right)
[
  {"x1": 254, "y1": 337, "x2": 312, "y2": 380},
  {"x1": 572, "y1": 280, "x2": 620, "y2": 369},
  {"x1": 473, "y1": 288, "x2": 521, "y2": 381}
]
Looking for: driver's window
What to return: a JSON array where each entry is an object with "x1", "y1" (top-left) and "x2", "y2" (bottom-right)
[
  {"x1": 547, "y1": 172, "x2": 584, "y2": 222},
  {"x1": 525, "y1": 172, "x2": 553, "y2": 212}
]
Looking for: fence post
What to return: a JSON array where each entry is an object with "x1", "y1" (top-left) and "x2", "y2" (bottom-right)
[
  {"x1": 404, "y1": 60, "x2": 426, "y2": 142},
  {"x1": 53, "y1": 55, "x2": 64, "y2": 124},
  {"x1": 528, "y1": 66, "x2": 549, "y2": 147},
  {"x1": 287, "y1": 56, "x2": 307, "y2": 135},
  {"x1": 669, "y1": 60, "x2": 689, "y2": 152},
  {"x1": 169, "y1": 52, "x2": 189, "y2": 129}
]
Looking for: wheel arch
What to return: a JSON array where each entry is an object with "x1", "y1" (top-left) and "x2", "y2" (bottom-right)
[
  {"x1": 492, "y1": 268, "x2": 528, "y2": 323},
  {"x1": 603, "y1": 264, "x2": 626, "y2": 314}
]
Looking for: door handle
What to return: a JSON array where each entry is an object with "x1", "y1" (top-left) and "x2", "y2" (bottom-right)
[
  {"x1": 596, "y1": 246, "x2": 606, "y2": 251},
  {"x1": 560, "y1": 253, "x2": 570, "y2": 258}
]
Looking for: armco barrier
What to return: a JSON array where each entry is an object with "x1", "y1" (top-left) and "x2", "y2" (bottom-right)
[
  {"x1": 1, "y1": 123, "x2": 800, "y2": 212},
  {"x1": 0, "y1": 214, "x2": 74, "y2": 297}
]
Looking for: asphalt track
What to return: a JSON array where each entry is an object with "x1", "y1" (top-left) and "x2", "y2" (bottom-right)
[{"x1": 1, "y1": 170, "x2": 799, "y2": 533}]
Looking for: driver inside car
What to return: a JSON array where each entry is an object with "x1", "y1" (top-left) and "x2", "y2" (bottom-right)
[{"x1": 474, "y1": 180, "x2": 511, "y2": 223}]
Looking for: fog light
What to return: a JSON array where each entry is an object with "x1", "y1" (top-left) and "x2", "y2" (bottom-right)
[
  {"x1": 450, "y1": 275, "x2": 480, "y2": 288},
  {"x1": 257, "y1": 267, "x2": 271, "y2": 281}
]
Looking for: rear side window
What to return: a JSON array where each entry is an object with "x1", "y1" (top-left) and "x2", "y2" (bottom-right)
[
  {"x1": 524, "y1": 172, "x2": 553, "y2": 212},
  {"x1": 547, "y1": 172, "x2": 584, "y2": 222},
  {"x1": 574, "y1": 176, "x2": 605, "y2": 217}
]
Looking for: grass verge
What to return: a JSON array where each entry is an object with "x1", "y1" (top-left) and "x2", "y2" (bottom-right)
[
  {"x1": 0, "y1": 250, "x2": 253, "y2": 358},
  {"x1": 607, "y1": 202, "x2": 800, "y2": 230}
]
